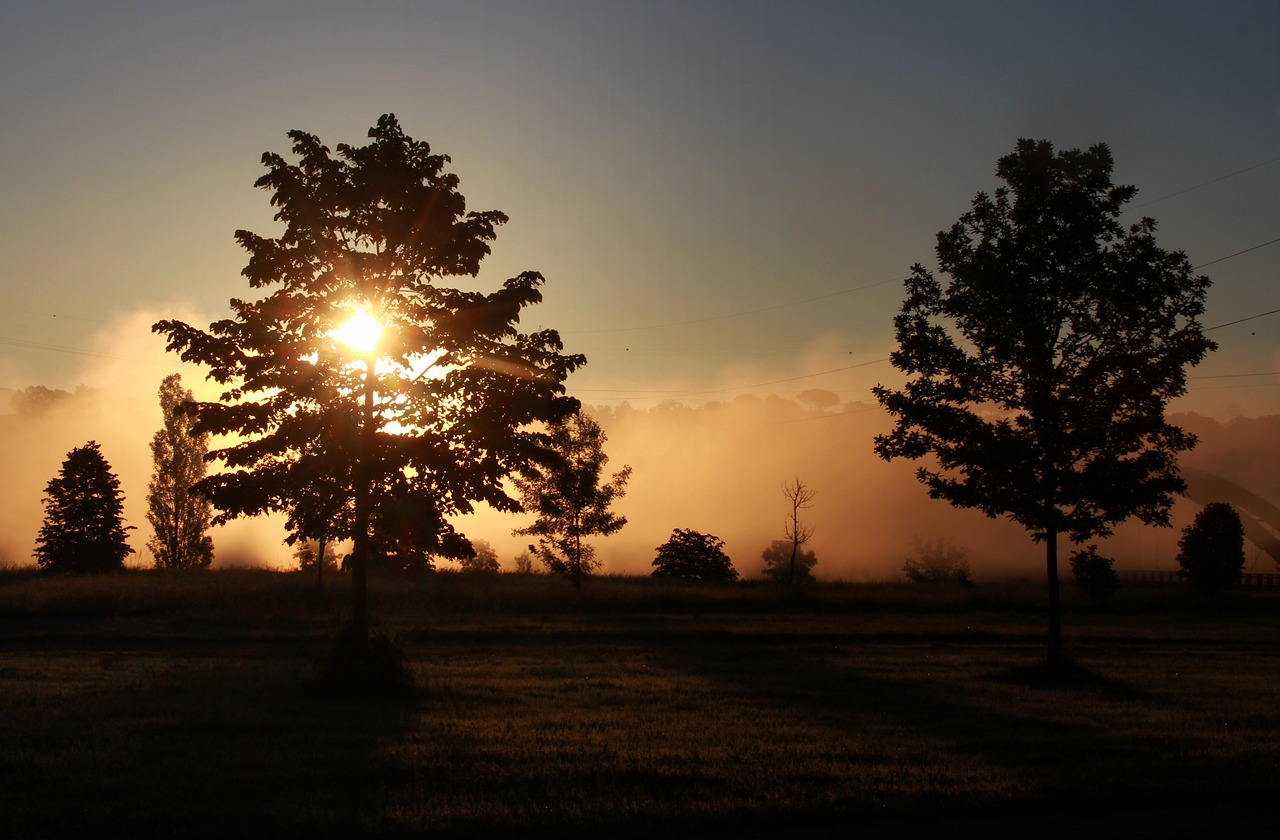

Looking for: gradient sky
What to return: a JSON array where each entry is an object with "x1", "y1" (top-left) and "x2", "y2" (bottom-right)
[{"x1": 2, "y1": 0, "x2": 1278, "y2": 416}]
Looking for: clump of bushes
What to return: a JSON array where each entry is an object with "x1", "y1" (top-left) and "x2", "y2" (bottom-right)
[
  {"x1": 902, "y1": 537, "x2": 972, "y2": 586},
  {"x1": 1069, "y1": 544, "x2": 1119, "y2": 601}
]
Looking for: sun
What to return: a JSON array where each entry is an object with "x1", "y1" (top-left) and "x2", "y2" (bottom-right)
[{"x1": 333, "y1": 311, "x2": 383, "y2": 354}]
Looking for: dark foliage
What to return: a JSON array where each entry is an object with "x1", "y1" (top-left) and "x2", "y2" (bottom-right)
[
  {"x1": 1177, "y1": 502, "x2": 1245, "y2": 595},
  {"x1": 903, "y1": 537, "x2": 972, "y2": 586},
  {"x1": 651, "y1": 529, "x2": 739, "y2": 583},
  {"x1": 152, "y1": 115, "x2": 583, "y2": 635},
  {"x1": 457, "y1": 539, "x2": 500, "y2": 574},
  {"x1": 513, "y1": 412, "x2": 630, "y2": 588},
  {"x1": 761, "y1": 539, "x2": 816, "y2": 584},
  {"x1": 315, "y1": 621, "x2": 414, "y2": 698},
  {"x1": 35, "y1": 441, "x2": 134, "y2": 573},
  {"x1": 1069, "y1": 544, "x2": 1119, "y2": 601},
  {"x1": 873, "y1": 139, "x2": 1214, "y2": 666}
]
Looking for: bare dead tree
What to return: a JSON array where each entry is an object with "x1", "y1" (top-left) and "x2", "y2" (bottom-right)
[{"x1": 783, "y1": 477, "x2": 816, "y2": 585}]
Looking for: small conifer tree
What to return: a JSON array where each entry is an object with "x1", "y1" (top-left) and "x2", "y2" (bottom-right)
[{"x1": 35, "y1": 441, "x2": 134, "y2": 573}]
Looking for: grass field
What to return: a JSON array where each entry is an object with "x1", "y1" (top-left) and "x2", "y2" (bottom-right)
[{"x1": 1, "y1": 569, "x2": 1277, "y2": 838}]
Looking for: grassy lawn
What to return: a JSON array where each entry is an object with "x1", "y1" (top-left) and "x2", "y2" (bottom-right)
[{"x1": 1, "y1": 570, "x2": 1277, "y2": 838}]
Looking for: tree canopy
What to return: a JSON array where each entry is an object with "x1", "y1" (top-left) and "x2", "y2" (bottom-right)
[
  {"x1": 153, "y1": 115, "x2": 583, "y2": 637},
  {"x1": 35, "y1": 441, "x2": 134, "y2": 573},
  {"x1": 1177, "y1": 502, "x2": 1245, "y2": 595},
  {"x1": 761, "y1": 540, "x2": 816, "y2": 584},
  {"x1": 147, "y1": 373, "x2": 214, "y2": 569},
  {"x1": 513, "y1": 411, "x2": 630, "y2": 588},
  {"x1": 652, "y1": 529, "x2": 738, "y2": 583},
  {"x1": 873, "y1": 138, "x2": 1215, "y2": 666}
]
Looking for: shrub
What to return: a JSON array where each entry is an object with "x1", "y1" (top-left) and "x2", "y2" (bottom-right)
[
  {"x1": 1069, "y1": 544, "x2": 1119, "y2": 601},
  {"x1": 652, "y1": 529, "x2": 738, "y2": 583},
  {"x1": 316, "y1": 622, "x2": 414, "y2": 697},
  {"x1": 903, "y1": 537, "x2": 972, "y2": 586},
  {"x1": 1177, "y1": 502, "x2": 1245, "y2": 595},
  {"x1": 760, "y1": 540, "x2": 817, "y2": 585},
  {"x1": 458, "y1": 539, "x2": 500, "y2": 574}
]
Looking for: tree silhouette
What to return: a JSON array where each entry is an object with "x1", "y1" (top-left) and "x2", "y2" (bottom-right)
[
  {"x1": 457, "y1": 538, "x2": 500, "y2": 574},
  {"x1": 35, "y1": 441, "x2": 134, "y2": 573},
  {"x1": 513, "y1": 412, "x2": 630, "y2": 588},
  {"x1": 781, "y1": 477, "x2": 816, "y2": 586},
  {"x1": 153, "y1": 115, "x2": 583, "y2": 655},
  {"x1": 761, "y1": 539, "x2": 816, "y2": 584},
  {"x1": 873, "y1": 139, "x2": 1215, "y2": 668},
  {"x1": 1177, "y1": 502, "x2": 1245, "y2": 595},
  {"x1": 147, "y1": 374, "x2": 214, "y2": 569},
  {"x1": 652, "y1": 529, "x2": 738, "y2": 583}
]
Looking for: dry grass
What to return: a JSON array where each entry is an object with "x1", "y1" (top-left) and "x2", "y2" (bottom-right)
[{"x1": 1, "y1": 569, "x2": 1277, "y2": 838}]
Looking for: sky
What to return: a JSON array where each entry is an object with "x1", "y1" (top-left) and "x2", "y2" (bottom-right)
[{"x1": 0, "y1": 1, "x2": 1277, "y2": 572}]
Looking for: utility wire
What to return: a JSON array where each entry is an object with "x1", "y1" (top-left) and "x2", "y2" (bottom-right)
[
  {"x1": 1130, "y1": 154, "x2": 1280, "y2": 210},
  {"x1": 1205, "y1": 307, "x2": 1280, "y2": 332},
  {"x1": 1194, "y1": 235, "x2": 1280, "y2": 270}
]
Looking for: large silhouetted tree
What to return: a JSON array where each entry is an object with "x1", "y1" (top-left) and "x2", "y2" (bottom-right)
[
  {"x1": 35, "y1": 441, "x2": 134, "y2": 573},
  {"x1": 873, "y1": 139, "x2": 1215, "y2": 668},
  {"x1": 147, "y1": 373, "x2": 214, "y2": 569},
  {"x1": 513, "y1": 412, "x2": 630, "y2": 589},
  {"x1": 153, "y1": 115, "x2": 583, "y2": 666}
]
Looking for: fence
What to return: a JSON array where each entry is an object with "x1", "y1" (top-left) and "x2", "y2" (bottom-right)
[{"x1": 1119, "y1": 571, "x2": 1280, "y2": 588}]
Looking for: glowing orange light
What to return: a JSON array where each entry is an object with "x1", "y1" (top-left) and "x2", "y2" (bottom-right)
[{"x1": 333, "y1": 311, "x2": 383, "y2": 354}]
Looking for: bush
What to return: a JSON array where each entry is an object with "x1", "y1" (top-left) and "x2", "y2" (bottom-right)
[
  {"x1": 903, "y1": 537, "x2": 972, "y2": 586},
  {"x1": 760, "y1": 540, "x2": 816, "y2": 585},
  {"x1": 1177, "y1": 502, "x2": 1245, "y2": 595},
  {"x1": 652, "y1": 529, "x2": 738, "y2": 583},
  {"x1": 1069, "y1": 544, "x2": 1119, "y2": 601},
  {"x1": 458, "y1": 539, "x2": 500, "y2": 574},
  {"x1": 316, "y1": 622, "x2": 414, "y2": 697}
]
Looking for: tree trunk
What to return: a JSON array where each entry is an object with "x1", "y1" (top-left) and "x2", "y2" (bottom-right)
[
  {"x1": 1045, "y1": 528, "x2": 1062, "y2": 669},
  {"x1": 350, "y1": 361, "x2": 376, "y2": 650},
  {"x1": 317, "y1": 535, "x2": 327, "y2": 591}
]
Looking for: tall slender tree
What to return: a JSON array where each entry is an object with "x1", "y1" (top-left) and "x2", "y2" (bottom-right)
[
  {"x1": 35, "y1": 441, "x2": 134, "y2": 573},
  {"x1": 873, "y1": 139, "x2": 1215, "y2": 668},
  {"x1": 147, "y1": 373, "x2": 214, "y2": 569},
  {"x1": 513, "y1": 412, "x2": 630, "y2": 588},
  {"x1": 153, "y1": 115, "x2": 582, "y2": 655}
]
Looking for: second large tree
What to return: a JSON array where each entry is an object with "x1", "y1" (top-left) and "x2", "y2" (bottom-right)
[
  {"x1": 873, "y1": 140, "x2": 1215, "y2": 667},
  {"x1": 155, "y1": 115, "x2": 583, "y2": 637}
]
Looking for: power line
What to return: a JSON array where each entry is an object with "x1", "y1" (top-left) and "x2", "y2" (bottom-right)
[
  {"x1": 0, "y1": 335, "x2": 137, "y2": 362},
  {"x1": 1193, "y1": 235, "x2": 1280, "y2": 270},
  {"x1": 1130, "y1": 154, "x2": 1280, "y2": 210},
  {"x1": 1205, "y1": 307, "x2": 1280, "y2": 332}
]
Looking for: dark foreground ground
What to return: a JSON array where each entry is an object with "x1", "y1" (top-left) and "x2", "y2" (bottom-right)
[{"x1": 0, "y1": 570, "x2": 1276, "y2": 838}]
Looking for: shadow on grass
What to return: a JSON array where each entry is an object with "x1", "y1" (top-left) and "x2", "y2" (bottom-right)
[{"x1": 0, "y1": 645, "x2": 419, "y2": 839}]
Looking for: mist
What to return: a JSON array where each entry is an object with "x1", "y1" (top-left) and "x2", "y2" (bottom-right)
[
  {"x1": 0, "y1": 306, "x2": 294, "y2": 570},
  {"x1": 1, "y1": 308, "x2": 1277, "y2": 580}
]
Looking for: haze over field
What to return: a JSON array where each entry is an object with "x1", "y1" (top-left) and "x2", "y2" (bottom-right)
[{"x1": 1, "y1": 2, "x2": 1276, "y2": 575}]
